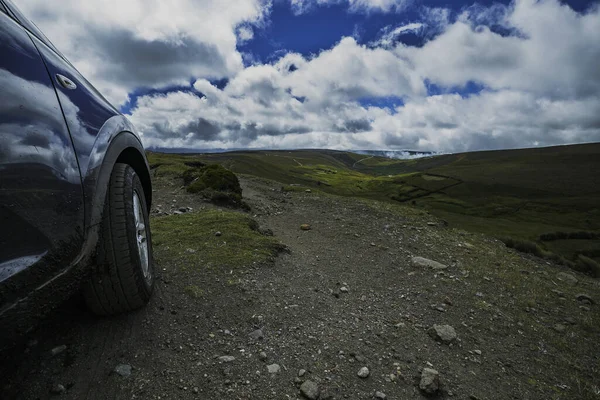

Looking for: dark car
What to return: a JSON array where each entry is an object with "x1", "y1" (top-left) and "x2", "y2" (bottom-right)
[{"x1": 0, "y1": 0, "x2": 154, "y2": 348}]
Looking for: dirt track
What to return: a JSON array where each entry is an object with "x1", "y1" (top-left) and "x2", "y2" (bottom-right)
[{"x1": 1, "y1": 175, "x2": 599, "y2": 399}]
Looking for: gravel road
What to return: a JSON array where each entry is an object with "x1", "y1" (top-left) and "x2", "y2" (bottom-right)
[{"x1": 1, "y1": 175, "x2": 598, "y2": 399}]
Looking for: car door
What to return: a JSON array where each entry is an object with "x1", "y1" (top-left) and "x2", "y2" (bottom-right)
[
  {"x1": 3, "y1": 0, "x2": 122, "y2": 233},
  {"x1": 0, "y1": 7, "x2": 84, "y2": 309}
]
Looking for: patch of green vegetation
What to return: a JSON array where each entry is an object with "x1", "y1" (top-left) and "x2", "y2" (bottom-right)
[
  {"x1": 147, "y1": 152, "x2": 201, "y2": 178},
  {"x1": 152, "y1": 209, "x2": 285, "y2": 271},
  {"x1": 184, "y1": 285, "x2": 205, "y2": 298}
]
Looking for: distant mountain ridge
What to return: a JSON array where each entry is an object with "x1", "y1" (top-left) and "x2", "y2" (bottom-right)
[{"x1": 147, "y1": 147, "x2": 435, "y2": 159}]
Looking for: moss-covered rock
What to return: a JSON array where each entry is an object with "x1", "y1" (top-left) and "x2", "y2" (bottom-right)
[
  {"x1": 199, "y1": 189, "x2": 251, "y2": 211},
  {"x1": 186, "y1": 164, "x2": 241, "y2": 194},
  {"x1": 183, "y1": 164, "x2": 248, "y2": 209}
]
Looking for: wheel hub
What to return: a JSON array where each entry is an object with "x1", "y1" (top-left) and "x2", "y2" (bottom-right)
[{"x1": 133, "y1": 191, "x2": 150, "y2": 283}]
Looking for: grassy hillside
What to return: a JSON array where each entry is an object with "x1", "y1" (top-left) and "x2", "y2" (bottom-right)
[{"x1": 147, "y1": 143, "x2": 600, "y2": 272}]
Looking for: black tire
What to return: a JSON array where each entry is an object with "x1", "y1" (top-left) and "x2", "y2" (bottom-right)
[{"x1": 83, "y1": 163, "x2": 154, "y2": 315}]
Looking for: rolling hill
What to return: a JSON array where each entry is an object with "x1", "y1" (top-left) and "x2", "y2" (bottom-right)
[{"x1": 147, "y1": 142, "x2": 600, "y2": 272}]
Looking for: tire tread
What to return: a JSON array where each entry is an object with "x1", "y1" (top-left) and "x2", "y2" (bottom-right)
[{"x1": 83, "y1": 163, "x2": 153, "y2": 315}]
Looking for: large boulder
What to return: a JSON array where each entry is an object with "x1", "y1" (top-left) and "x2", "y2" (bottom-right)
[
  {"x1": 185, "y1": 164, "x2": 242, "y2": 195},
  {"x1": 184, "y1": 164, "x2": 249, "y2": 210},
  {"x1": 419, "y1": 368, "x2": 440, "y2": 394},
  {"x1": 428, "y1": 324, "x2": 457, "y2": 344},
  {"x1": 300, "y1": 380, "x2": 320, "y2": 400}
]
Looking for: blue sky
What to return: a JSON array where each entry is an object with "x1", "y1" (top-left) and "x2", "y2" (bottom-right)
[
  {"x1": 20, "y1": 0, "x2": 600, "y2": 152},
  {"x1": 243, "y1": 0, "x2": 594, "y2": 60},
  {"x1": 244, "y1": 0, "x2": 499, "y2": 59}
]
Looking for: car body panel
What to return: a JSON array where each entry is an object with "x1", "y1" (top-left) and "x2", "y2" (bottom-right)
[
  {"x1": 0, "y1": 11, "x2": 85, "y2": 309},
  {"x1": 29, "y1": 34, "x2": 143, "y2": 231}
]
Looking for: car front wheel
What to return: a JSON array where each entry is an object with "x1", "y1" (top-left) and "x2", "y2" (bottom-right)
[{"x1": 84, "y1": 163, "x2": 154, "y2": 315}]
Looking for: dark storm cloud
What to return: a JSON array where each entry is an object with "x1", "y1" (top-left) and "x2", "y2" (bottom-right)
[
  {"x1": 336, "y1": 118, "x2": 373, "y2": 132},
  {"x1": 431, "y1": 121, "x2": 459, "y2": 129},
  {"x1": 147, "y1": 117, "x2": 314, "y2": 144},
  {"x1": 382, "y1": 133, "x2": 420, "y2": 149},
  {"x1": 580, "y1": 114, "x2": 600, "y2": 130},
  {"x1": 150, "y1": 117, "x2": 222, "y2": 141},
  {"x1": 224, "y1": 122, "x2": 312, "y2": 141},
  {"x1": 88, "y1": 28, "x2": 229, "y2": 88}
]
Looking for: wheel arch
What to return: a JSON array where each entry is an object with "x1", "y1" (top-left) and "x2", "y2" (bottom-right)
[
  {"x1": 84, "y1": 129, "x2": 152, "y2": 234},
  {"x1": 116, "y1": 147, "x2": 152, "y2": 209}
]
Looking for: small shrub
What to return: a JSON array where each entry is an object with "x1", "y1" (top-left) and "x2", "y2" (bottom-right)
[
  {"x1": 182, "y1": 168, "x2": 200, "y2": 186},
  {"x1": 539, "y1": 231, "x2": 600, "y2": 241},
  {"x1": 569, "y1": 231, "x2": 598, "y2": 240},
  {"x1": 539, "y1": 231, "x2": 569, "y2": 241},
  {"x1": 576, "y1": 255, "x2": 600, "y2": 278},
  {"x1": 184, "y1": 161, "x2": 206, "y2": 168},
  {"x1": 503, "y1": 237, "x2": 600, "y2": 277},
  {"x1": 503, "y1": 238, "x2": 548, "y2": 258}
]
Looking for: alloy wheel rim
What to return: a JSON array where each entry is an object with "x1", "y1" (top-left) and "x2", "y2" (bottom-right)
[{"x1": 133, "y1": 191, "x2": 150, "y2": 283}]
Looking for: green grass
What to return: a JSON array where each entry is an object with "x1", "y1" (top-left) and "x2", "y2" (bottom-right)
[
  {"x1": 152, "y1": 209, "x2": 286, "y2": 272},
  {"x1": 148, "y1": 143, "x2": 600, "y2": 271},
  {"x1": 147, "y1": 152, "x2": 199, "y2": 177}
]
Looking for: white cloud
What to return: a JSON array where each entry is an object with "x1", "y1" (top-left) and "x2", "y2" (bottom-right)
[
  {"x1": 373, "y1": 91, "x2": 600, "y2": 152},
  {"x1": 18, "y1": 0, "x2": 270, "y2": 105},
  {"x1": 280, "y1": 37, "x2": 426, "y2": 105},
  {"x1": 372, "y1": 22, "x2": 424, "y2": 48},
  {"x1": 289, "y1": 0, "x2": 410, "y2": 15},
  {"x1": 347, "y1": 0, "x2": 410, "y2": 13},
  {"x1": 408, "y1": 0, "x2": 600, "y2": 99},
  {"x1": 237, "y1": 26, "x2": 255, "y2": 43}
]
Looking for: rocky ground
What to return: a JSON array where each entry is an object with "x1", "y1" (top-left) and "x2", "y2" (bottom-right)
[{"x1": 1, "y1": 175, "x2": 599, "y2": 400}]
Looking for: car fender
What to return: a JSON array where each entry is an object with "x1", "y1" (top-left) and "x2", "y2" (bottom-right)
[{"x1": 83, "y1": 115, "x2": 152, "y2": 236}]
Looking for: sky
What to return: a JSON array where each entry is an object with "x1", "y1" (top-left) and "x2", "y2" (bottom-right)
[{"x1": 18, "y1": 0, "x2": 600, "y2": 152}]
